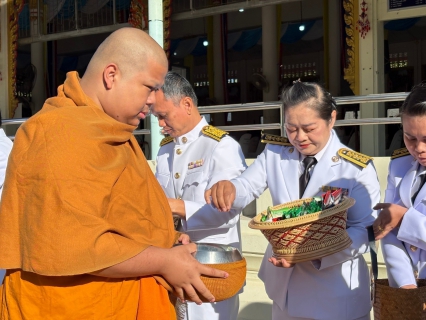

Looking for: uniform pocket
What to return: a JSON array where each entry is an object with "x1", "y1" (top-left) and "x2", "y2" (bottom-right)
[{"x1": 183, "y1": 168, "x2": 204, "y2": 187}]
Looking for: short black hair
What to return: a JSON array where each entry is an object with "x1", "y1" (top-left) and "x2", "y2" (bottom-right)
[
  {"x1": 161, "y1": 72, "x2": 198, "y2": 107},
  {"x1": 400, "y1": 82, "x2": 426, "y2": 118},
  {"x1": 281, "y1": 81, "x2": 337, "y2": 122}
]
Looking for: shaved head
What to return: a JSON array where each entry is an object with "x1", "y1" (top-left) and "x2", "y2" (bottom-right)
[
  {"x1": 84, "y1": 27, "x2": 168, "y2": 80},
  {"x1": 80, "y1": 27, "x2": 168, "y2": 126}
]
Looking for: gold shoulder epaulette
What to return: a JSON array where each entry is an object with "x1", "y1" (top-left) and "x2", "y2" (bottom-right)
[
  {"x1": 202, "y1": 125, "x2": 228, "y2": 141},
  {"x1": 159, "y1": 136, "x2": 174, "y2": 147},
  {"x1": 261, "y1": 133, "x2": 292, "y2": 146},
  {"x1": 391, "y1": 147, "x2": 410, "y2": 159},
  {"x1": 338, "y1": 148, "x2": 372, "y2": 169}
]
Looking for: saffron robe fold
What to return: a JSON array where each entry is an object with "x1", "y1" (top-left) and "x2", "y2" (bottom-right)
[{"x1": 0, "y1": 71, "x2": 177, "y2": 319}]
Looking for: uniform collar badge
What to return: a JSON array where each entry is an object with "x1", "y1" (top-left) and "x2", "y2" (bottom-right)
[{"x1": 188, "y1": 159, "x2": 204, "y2": 170}]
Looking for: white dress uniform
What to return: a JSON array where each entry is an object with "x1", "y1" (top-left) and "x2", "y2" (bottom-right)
[
  {"x1": 381, "y1": 148, "x2": 426, "y2": 288},
  {"x1": 231, "y1": 130, "x2": 380, "y2": 320},
  {"x1": 0, "y1": 128, "x2": 12, "y2": 199},
  {"x1": 156, "y1": 117, "x2": 247, "y2": 320},
  {"x1": 0, "y1": 128, "x2": 12, "y2": 283}
]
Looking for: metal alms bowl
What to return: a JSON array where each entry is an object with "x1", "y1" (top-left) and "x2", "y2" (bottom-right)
[
  {"x1": 193, "y1": 243, "x2": 243, "y2": 264},
  {"x1": 174, "y1": 242, "x2": 247, "y2": 302}
]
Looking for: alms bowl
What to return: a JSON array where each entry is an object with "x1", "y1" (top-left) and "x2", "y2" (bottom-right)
[{"x1": 191, "y1": 243, "x2": 246, "y2": 302}]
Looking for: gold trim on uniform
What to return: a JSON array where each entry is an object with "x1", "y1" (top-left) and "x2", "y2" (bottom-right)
[
  {"x1": 260, "y1": 133, "x2": 292, "y2": 146},
  {"x1": 391, "y1": 147, "x2": 410, "y2": 160},
  {"x1": 202, "y1": 125, "x2": 229, "y2": 141},
  {"x1": 160, "y1": 136, "x2": 174, "y2": 147},
  {"x1": 337, "y1": 148, "x2": 372, "y2": 169}
]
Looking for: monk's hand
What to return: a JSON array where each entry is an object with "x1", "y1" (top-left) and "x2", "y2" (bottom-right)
[
  {"x1": 373, "y1": 203, "x2": 408, "y2": 240},
  {"x1": 204, "y1": 180, "x2": 236, "y2": 212},
  {"x1": 268, "y1": 256, "x2": 295, "y2": 268},
  {"x1": 177, "y1": 233, "x2": 191, "y2": 245},
  {"x1": 165, "y1": 243, "x2": 228, "y2": 305}
]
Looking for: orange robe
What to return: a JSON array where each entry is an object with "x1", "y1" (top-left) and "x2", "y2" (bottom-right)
[{"x1": 0, "y1": 72, "x2": 177, "y2": 319}]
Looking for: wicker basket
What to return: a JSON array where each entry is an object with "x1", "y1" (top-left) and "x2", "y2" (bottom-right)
[
  {"x1": 373, "y1": 279, "x2": 426, "y2": 319},
  {"x1": 248, "y1": 197, "x2": 355, "y2": 263}
]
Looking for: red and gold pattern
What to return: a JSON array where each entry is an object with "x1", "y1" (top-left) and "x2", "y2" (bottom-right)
[
  {"x1": 128, "y1": 0, "x2": 148, "y2": 30},
  {"x1": 163, "y1": 0, "x2": 172, "y2": 60},
  {"x1": 7, "y1": 0, "x2": 24, "y2": 117}
]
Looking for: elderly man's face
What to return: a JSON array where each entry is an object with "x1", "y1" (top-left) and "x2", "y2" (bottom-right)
[{"x1": 151, "y1": 90, "x2": 191, "y2": 138}]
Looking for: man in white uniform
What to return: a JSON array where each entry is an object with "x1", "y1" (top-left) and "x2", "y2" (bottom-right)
[
  {"x1": 0, "y1": 115, "x2": 12, "y2": 198},
  {"x1": 152, "y1": 72, "x2": 247, "y2": 320},
  {"x1": 0, "y1": 111, "x2": 13, "y2": 282}
]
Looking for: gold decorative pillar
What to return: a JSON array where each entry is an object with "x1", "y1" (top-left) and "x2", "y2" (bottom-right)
[
  {"x1": 7, "y1": 0, "x2": 24, "y2": 117},
  {"x1": 163, "y1": 0, "x2": 171, "y2": 62},
  {"x1": 128, "y1": 0, "x2": 148, "y2": 30},
  {"x1": 343, "y1": 0, "x2": 360, "y2": 95}
]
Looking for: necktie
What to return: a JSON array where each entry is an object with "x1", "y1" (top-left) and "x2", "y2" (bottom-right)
[
  {"x1": 299, "y1": 156, "x2": 317, "y2": 198},
  {"x1": 412, "y1": 173, "x2": 426, "y2": 203}
]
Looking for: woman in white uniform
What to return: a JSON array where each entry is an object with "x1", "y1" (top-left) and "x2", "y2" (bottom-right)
[
  {"x1": 374, "y1": 83, "x2": 426, "y2": 289},
  {"x1": 206, "y1": 81, "x2": 380, "y2": 320}
]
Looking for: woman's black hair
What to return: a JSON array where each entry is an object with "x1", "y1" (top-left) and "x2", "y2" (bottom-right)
[
  {"x1": 400, "y1": 82, "x2": 426, "y2": 118},
  {"x1": 280, "y1": 80, "x2": 337, "y2": 121}
]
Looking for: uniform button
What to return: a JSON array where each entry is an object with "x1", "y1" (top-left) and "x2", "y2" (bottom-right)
[
  {"x1": 182, "y1": 137, "x2": 188, "y2": 143},
  {"x1": 289, "y1": 147, "x2": 294, "y2": 154},
  {"x1": 410, "y1": 245, "x2": 418, "y2": 252},
  {"x1": 176, "y1": 149, "x2": 182, "y2": 155},
  {"x1": 177, "y1": 197, "x2": 182, "y2": 200},
  {"x1": 174, "y1": 173, "x2": 180, "y2": 179}
]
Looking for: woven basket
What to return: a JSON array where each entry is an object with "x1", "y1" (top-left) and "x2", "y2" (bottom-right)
[
  {"x1": 248, "y1": 197, "x2": 355, "y2": 263},
  {"x1": 185, "y1": 258, "x2": 247, "y2": 302},
  {"x1": 373, "y1": 279, "x2": 426, "y2": 320}
]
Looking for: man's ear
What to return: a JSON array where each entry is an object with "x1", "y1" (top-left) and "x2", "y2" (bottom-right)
[
  {"x1": 181, "y1": 97, "x2": 193, "y2": 115},
  {"x1": 103, "y1": 64, "x2": 118, "y2": 90}
]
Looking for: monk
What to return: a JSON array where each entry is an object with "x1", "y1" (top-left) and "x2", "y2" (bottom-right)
[{"x1": 0, "y1": 27, "x2": 227, "y2": 320}]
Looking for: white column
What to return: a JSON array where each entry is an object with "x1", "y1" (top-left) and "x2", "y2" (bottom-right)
[
  {"x1": 0, "y1": 0, "x2": 9, "y2": 118},
  {"x1": 148, "y1": 0, "x2": 163, "y2": 160},
  {"x1": 359, "y1": 0, "x2": 385, "y2": 156},
  {"x1": 262, "y1": 5, "x2": 279, "y2": 125}
]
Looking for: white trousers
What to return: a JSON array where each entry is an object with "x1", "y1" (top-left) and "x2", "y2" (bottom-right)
[
  {"x1": 185, "y1": 295, "x2": 239, "y2": 320},
  {"x1": 272, "y1": 301, "x2": 370, "y2": 320}
]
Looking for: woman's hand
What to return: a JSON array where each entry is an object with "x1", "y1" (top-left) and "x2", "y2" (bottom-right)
[
  {"x1": 373, "y1": 203, "x2": 408, "y2": 240},
  {"x1": 401, "y1": 284, "x2": 417, "y2": 289},
  {"x1": 168, "y1": 198, "x2": 186, "y2": 218},
  {"x1": 268, "y1": 256, "x2": 295, "y2": 268},
  {"x1": 204, "y1": 180, "x2": 236, "y2": 212}
]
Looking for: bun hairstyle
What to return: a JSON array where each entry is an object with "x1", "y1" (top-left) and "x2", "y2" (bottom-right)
[
  {"x1": 400, "y1": 82, "x2": 426, "y2": 118},
  {"x1": 281, "y1": 80, "x2": 337, "y2": 122}
]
